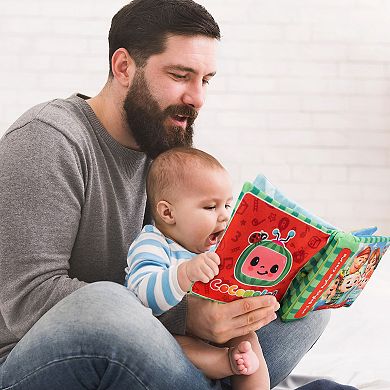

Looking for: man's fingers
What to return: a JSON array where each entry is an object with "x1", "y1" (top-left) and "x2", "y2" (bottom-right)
[
  {"x1": 227, "y1": 295, "x2": 278, "y2": 318},
  {"x1": 230, "y1": 304, "x2": 278, "y2": 330},
  {"x1": 210, "y1": 308, "x2": 278, "y2": 343},
  {"x1": 233, "y1": 312, "x2": 278, "y2": 339},
  {"x1": 185, "y1": 294, "x2": 279, "y2": 345}
]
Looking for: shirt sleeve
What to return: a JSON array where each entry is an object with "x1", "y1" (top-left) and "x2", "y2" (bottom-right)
[
  {"x1": 125, "y1": 229, "x2": 187, "y2": 316},
  {"x1": 0, "y1": 121, "x2": 87, "y2": 339}
]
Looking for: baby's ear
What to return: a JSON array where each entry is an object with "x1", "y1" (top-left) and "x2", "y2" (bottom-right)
[{"x1": 156, "y1": 201, "x2": 175, "y2": 225}]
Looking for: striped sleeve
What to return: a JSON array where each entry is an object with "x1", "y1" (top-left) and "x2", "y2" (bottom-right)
[{"x1": 125, "y1": 227, "x2": 186, "y2": 316}]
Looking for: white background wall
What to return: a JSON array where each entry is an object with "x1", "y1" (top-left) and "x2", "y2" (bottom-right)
[{"x1": 1, "y1": 0, "x2": 390, "y2": 234}]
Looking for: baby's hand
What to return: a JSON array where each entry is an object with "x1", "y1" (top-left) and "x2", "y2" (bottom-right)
[{"x1": 185, "y1": 252, "x2": 220, "y2": 284}]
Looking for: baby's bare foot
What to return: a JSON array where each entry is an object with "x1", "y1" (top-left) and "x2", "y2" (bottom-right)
[{"x1": 229, "y1": 341, "x2": 260, "y2": 376}]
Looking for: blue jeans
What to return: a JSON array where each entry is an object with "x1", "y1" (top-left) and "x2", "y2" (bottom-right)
[
  {"x1": 296, "y1": 380, "x2": 357, "y2": 390},
  {"x1": 0, "y1": 282, "x2": 330, "y2": 389},
  {"x1": 257, "y1": 304, "x2": 330, "y2": 387}
]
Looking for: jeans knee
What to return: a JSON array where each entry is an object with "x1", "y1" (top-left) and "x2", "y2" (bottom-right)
[
  {"x1": 307, "y1": 309, "x2": 331, "y2": 340},
  {"x1": 34, "y1": 281, "x2": 167, "y2": 360}
]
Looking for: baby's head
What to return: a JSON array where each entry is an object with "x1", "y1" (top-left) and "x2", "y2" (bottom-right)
[{"x1": 147, "y1": 147, "x2": 233, "y2": 253}]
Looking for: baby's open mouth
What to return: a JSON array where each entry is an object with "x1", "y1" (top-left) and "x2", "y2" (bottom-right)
[{"x1": 208, "y1": 230, "x2": 224, "y2": 245}]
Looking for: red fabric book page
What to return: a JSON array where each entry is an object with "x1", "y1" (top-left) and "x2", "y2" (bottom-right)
[{"x1": 191, "y1": 192, "x2": 331, "y2": 302}]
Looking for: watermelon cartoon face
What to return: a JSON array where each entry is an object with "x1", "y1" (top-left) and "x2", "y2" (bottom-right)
[
  {"x1": 240, "y1": 245, "x2": 289, "y2": 282},
  {"x1": 234, "y1": 229, "x2": 295, "y2": 287}
]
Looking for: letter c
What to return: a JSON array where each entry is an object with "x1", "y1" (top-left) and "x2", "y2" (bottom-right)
[
  {"x1": 210, "y1": 279, "x2": 222, "y2": 291},
  {"x1": 228, "y1": 285, "x2": 238, "y2": 296}
]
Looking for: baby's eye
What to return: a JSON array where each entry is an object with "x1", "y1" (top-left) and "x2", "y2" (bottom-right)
[
  {"x1": 204, "y1": 206, "x2": 216, "y2": 210},
  {"x1": 225, "y1": 204, "x2": 231, "y2": 210}
]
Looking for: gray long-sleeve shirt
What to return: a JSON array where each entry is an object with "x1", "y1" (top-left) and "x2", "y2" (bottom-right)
[{"x1": 0, "y1": 94, "x2": 186, "y2": 358}]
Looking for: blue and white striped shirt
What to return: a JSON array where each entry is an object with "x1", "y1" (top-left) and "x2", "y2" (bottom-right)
[{"x1": 125, "y1": 225, "x2": 196, "y2": 316}]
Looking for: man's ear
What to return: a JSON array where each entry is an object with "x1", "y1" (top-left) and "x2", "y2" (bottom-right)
[
  {"x1": 156, "y1": 201, "x2": 176, "y2": 225},
  {"x1": 111, "y1": 48, "x2": 136, "y2": 88}
]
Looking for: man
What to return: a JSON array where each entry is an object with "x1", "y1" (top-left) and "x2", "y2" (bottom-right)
[{"x1": 0, "y1": 0, "x2": 329, "y2": 389}]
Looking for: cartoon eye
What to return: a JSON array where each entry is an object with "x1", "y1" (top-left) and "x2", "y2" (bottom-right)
[
  {"x1": 250, "y1": 257, "x2": 260, "y2": 266},
  {"x1": 270, "y1": 264, "x2": 279, "y2": 274}
]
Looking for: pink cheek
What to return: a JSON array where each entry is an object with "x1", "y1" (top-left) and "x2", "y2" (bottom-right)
[{"x1": 248, "y1": 266, "x2": 254, "y2": 271}]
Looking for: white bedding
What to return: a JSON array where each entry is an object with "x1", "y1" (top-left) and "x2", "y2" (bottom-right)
[{"x1": 277, "y1": 251, "x2": 390, "y2": 390}]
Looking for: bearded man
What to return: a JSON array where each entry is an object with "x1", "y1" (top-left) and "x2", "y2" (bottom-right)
[{"x1": 0, "y1": 1, "x2": 329, "y2": 389}]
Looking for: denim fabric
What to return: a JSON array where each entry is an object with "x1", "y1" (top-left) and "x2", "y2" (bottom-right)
[
  {"x1": 257, "y1": 309, "x2": 331, "y2": 388},
  {"x1": 296, "y1": 379, "x2": 358, "y2": 390},
  {"x1": 0, "y1": 282, "x2": 220, "y2": 390},
  {"x1": 0, "y1": 281, "x2": 330, "y2": 389}
]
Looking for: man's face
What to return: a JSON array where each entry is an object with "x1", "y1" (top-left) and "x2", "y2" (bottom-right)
[
  {"x1": 123, "y1": 70, "x2": 196, "y2": 159},
  {"x1": 124, "y1": 35, "x2": 217, "y2": 159}
]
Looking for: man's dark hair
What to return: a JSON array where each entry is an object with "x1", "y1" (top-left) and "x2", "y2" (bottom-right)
[{"x1": 108, "y1": 0, "x2": 220, "y2": 75}]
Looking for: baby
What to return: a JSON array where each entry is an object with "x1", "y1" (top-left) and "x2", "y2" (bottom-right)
[{"x1": 126, "y1": 147, "x2": 270, "y2": 390}]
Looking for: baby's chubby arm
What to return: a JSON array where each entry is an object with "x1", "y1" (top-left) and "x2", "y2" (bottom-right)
[{"x1": 177, "y1": 252, "x2": 220, "y2": 292}]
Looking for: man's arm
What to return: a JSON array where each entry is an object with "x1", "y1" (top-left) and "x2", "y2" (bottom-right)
[{"x1": 0, "y1": 123, "x2": 86, "y2": 339}]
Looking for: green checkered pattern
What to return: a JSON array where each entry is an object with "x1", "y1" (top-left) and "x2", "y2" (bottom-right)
[
  {"x1": 235, "y1": 182, "x2": 333, "y2": 233},
  {"x1": 236, "y1": 182, "x2": 390, "y2": 322},
  {"x1": 280, "y1": 232, "x2": 353, "y2": 321}
]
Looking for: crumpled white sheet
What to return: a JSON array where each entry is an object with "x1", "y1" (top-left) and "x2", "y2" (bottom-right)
[{"x1": 274, "y1": 374, "x2": 336, "y2": 389}]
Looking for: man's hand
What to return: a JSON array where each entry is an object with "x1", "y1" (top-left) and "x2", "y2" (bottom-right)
[
  {"x1": 186, "y1": 294, "x2": 280, "y2": 344},
  {"x1": 178, "y1": 253, "x2": 220, "y2": 292}
]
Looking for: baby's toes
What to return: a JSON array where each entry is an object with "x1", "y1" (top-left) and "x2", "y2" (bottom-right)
[{"x1": 236, "y1": 358, "x2": 244, "y2": 366}]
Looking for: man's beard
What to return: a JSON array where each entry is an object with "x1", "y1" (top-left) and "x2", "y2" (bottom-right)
[{"x1": 123, "y1": 70, "x2": 197, "y2": 159}]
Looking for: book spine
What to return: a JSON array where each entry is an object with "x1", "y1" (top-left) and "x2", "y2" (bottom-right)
[
  {"x1": 293, "y1": 247, "x2": 352, "y2": 318},
  {"x1": 280, "y1": 232, "x2": 359, "y2": 321}
]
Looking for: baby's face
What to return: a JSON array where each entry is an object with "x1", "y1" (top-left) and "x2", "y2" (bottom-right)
[{"x1": 170, "y1": 167, "x2": 233, "y2": 253}]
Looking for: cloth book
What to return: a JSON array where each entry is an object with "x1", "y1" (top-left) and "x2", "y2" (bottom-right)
[{"x1": 190, "y1": 174, "x2": 390, "y2": 321}]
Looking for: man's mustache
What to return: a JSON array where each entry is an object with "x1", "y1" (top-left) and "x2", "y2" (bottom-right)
[{"x1": 164, "y1": 105, "x2": 198, "y2": 120}]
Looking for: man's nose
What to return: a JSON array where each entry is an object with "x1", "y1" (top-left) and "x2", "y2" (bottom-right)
[{"x1": 182, "y1": 81, "x2": 205, "y2": 110}]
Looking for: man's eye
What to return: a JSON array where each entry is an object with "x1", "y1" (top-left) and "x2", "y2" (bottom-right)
[
  {"x1": 171, "y1": 73, "x2": 186, "y2": 80},
  {"x1": 202, "y1": 78, "x2": 210, "y2": 85}
]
